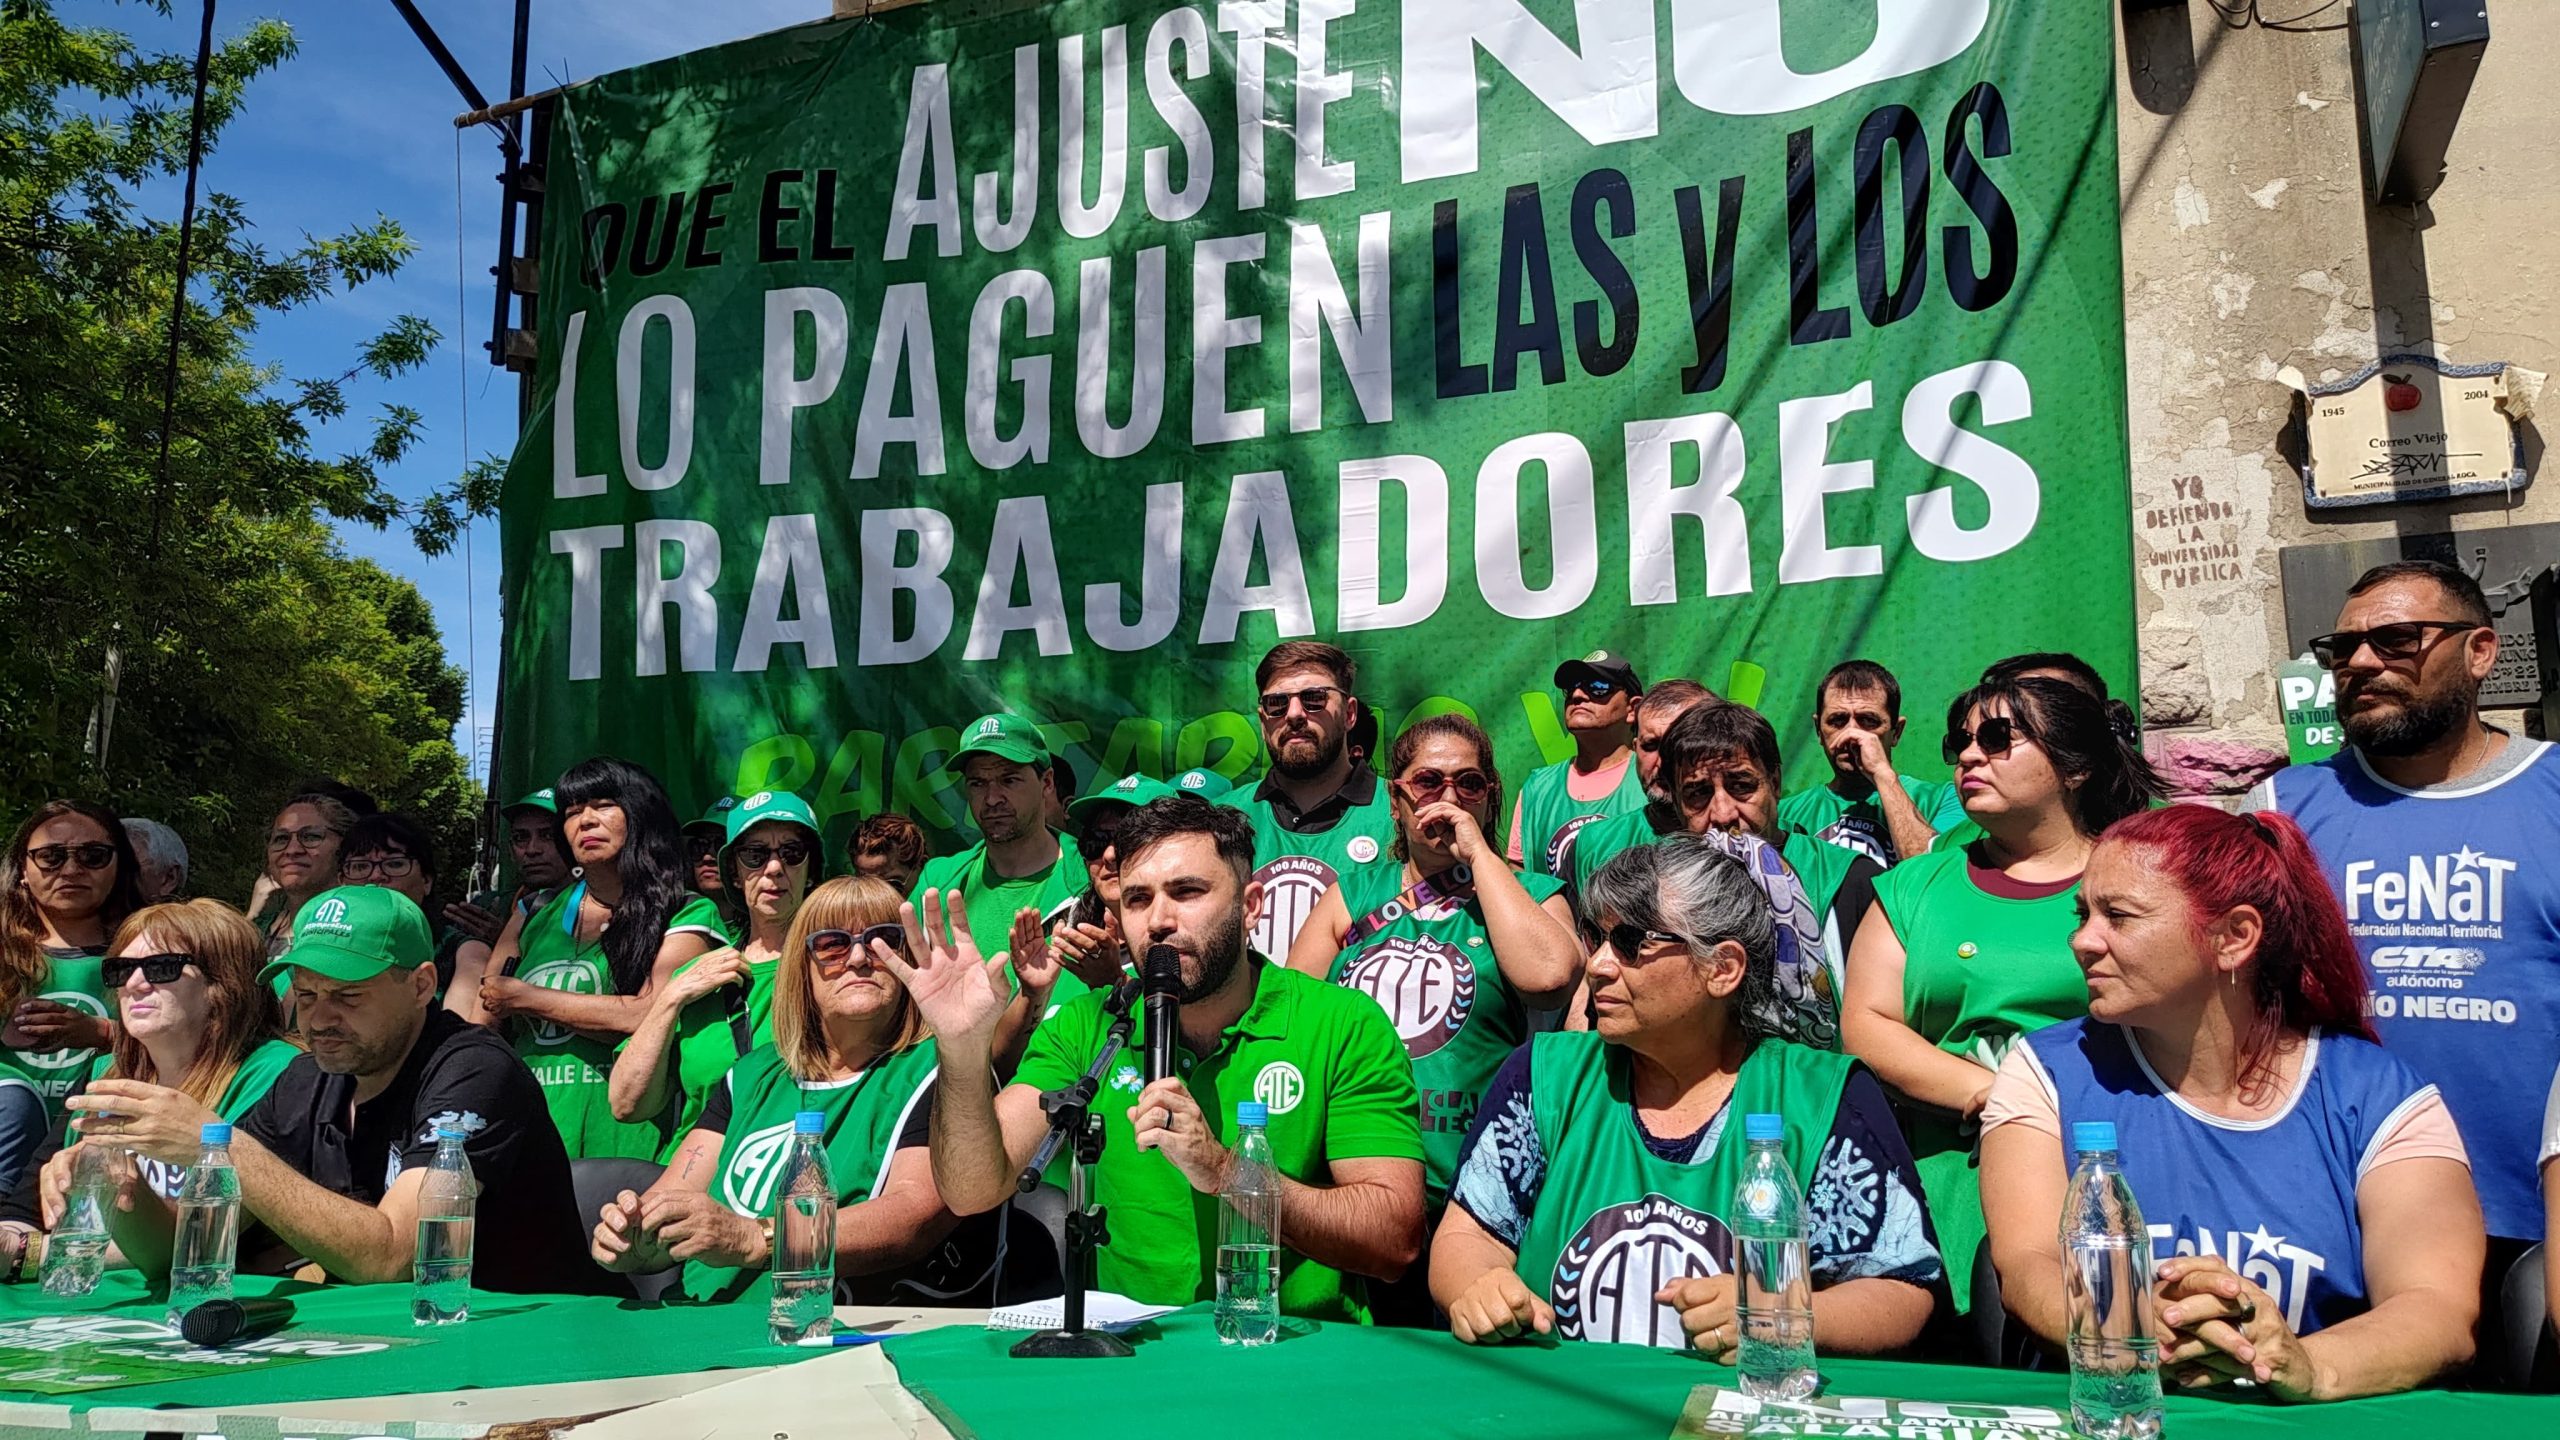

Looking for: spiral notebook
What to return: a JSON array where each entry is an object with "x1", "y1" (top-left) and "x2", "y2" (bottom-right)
[{"x1": 985, "y1": 1293, "x2": 1181, "y2": 1333}]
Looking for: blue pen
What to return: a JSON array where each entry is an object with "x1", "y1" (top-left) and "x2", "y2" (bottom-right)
[{"x1": 827, "y1": 1331, "x2": 887, "y2": 1347}]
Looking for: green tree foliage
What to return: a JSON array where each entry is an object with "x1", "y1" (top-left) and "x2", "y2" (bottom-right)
[{"x1": 0, "y1": 1, "x2": 498, "y2": 899}]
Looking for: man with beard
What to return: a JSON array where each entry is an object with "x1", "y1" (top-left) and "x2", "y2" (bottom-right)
[
  {"x1": 1780, "y1": 660, "x2": 1966, "y2": 867},
  {"x1": 895, "y1": 796, "x2": 1424, "y2": 1320},
  {"x1": 1224, "y1": 643, "x2": 1397, "y2": 958},
  {"x1": 2249, "y1": 558, "x2": 2559, "y2": 1294},
  {"x1": 1507, "y1": 651, "x2": 1651, "y2": 879},
  {"x1": 72, "y1": 886, "x2": 595, "y2": 1293}
]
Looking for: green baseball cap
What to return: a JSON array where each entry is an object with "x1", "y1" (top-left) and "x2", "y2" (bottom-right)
[
  {"x1": 1067, "y1": 773, "x2": 1182, "y2": 822},
  {"x1": 503, "y1": 787, "x2": 557, "y2": 816},
  {"x1": 950, "y1": 712, "x2": 1050, "y2": 769},
  {"x1": 257, "y1": 886, "x2": 434, "y2": 987},
  {"x1": 720, "y1": 790, "x2": 826, "y2": 877},
  {"x1": 685, "y1": 795, "x2": 740, "y2": 836},
  {"x1": 1171, "y1": 768, "x2": 1233, "y2": 802}
]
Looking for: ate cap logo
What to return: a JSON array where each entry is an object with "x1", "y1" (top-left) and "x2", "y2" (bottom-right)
[
  {"x1": 1180, "y1": 773, "x2": 1206, "y2": 789},
  {"x1": 976, "y1": 717, "x2": 1003, "y2": 737},
  {"x1": 746, "y1": 791, "x2": 773, "y2": 807},
  {"x1": 1583, "y1": 649, "x2": 1609, "y2": 663},
  {"x1": 306, "y1": 897, "x2": 352, "y2": 935},
  {"x1": 535, "y1": 788, "x2": 554, "y2": 801},
  {"x1": 1116, "y1": 776, "x2": 1143, "y2": 792}
]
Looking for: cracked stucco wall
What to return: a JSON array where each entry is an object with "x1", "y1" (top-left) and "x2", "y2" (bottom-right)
[{"x1": 2116, "y1": 2, "x2": 2558, "y2": 795}]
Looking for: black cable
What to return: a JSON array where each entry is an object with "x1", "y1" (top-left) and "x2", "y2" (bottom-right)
[{"x1": 142, "y1": 0, "x2": 219, "y2": 565}]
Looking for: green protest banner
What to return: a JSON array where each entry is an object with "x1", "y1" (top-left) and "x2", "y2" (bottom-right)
[
  {"x1": 2278, "y1": 653, "x2": 2346, "y2": 764},
  {"x1": 499, "y1": 0, "x2": 2135, "y2": 837}
]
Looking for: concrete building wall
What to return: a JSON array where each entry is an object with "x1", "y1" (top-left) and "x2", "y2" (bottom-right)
[{"x1": 2117, "y1": 2, "x2": 2556, "y2": 794}]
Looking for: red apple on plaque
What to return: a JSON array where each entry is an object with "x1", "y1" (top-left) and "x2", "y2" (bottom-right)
[{"x1": 2383, "y1": 374, "x2": 2423, "y2": 412}]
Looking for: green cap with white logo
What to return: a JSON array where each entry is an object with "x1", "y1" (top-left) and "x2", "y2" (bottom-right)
[
  {"x1": 685, "y1": 795, "x2": 740, "y2": 837},
  {"x1": 503, "y1": 787, "x2": 557, "y2": 816},
  {"x1": 257, "y1": 886, "x2": 434, "y2": 987},
  {"x1": 1067, "y1": 773, "x2": 1182, "y2": 822},
  {"x1": 720, "y1": 790, "x2": 826, "y2": 879},
  {"x1": 949, "y1": 712, "x2": 1050, "y2": 769},
  {"x1": 1171, "y1": 768, "x2": 1233, "y2": 802}
]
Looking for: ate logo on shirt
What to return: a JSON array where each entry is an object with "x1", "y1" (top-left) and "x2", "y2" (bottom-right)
[
  {"x1": 2343, "y1": 846, "x2": 2516, "y2": 934},
  {"x1": 1551, "y1": 1194, "x2": 1733, "y2": 1347},
  {"x1": 1339, "y1": 936, "x2": 1476, "y2": 1060},
  {"x1": 1543, "y1": 815, "x2": 1603, "y2": 876},
  {"x1": 518, "y1": 959, "x2": 604, "y2": 1046},
  {"x1": 2151, "y1": 1222, "x2": 2328, "y2": 1333},
  {"x1": 1251, "y1": 855, "x2": 1337, "y2": 956},
  {"x1": 17, "y1": 989, "x2": 107, "y2": 1072},
  {"x1": 720, "y1": 1122, "x2": 806, "y2": 1216}
]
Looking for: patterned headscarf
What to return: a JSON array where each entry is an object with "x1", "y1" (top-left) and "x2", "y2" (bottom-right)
[{"x1": 1683, "y1": 830, "x2": 1840, "y2": 1050}]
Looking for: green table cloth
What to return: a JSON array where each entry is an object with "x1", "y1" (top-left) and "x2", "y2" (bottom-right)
[
  {"x1": 0, "y1": 1271, "x2": 807, "y2": 1412},
  {"x1": 884, "y1": 1306, "x2": 2560, "y2": 1440}
]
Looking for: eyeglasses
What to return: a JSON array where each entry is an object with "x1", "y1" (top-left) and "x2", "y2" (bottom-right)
[
  {"x1": 1580, "y1": 920, "x2": 1684, "y2": 959},
  {"x1": 808, "y1": 923, "x2": 905, "y2": 976},
  {"x1": 735, "y1": 840, "x2": 812, "y2": 871},
  {"x1": 27, "y1": 843, "x2": 116, "y2": 874},
  {"x1": 266, "y1": 827, "x2": 333, "y2": 853},
  {"x1": 103, "y1": 953, "x2": 195, "y2": 987},
  {"x1": 1566, "y1": 679, "x2": 1623, "y2": 701},
  {"x1": 1942, "y1": 716, "x2": 2023, "y2": 766},
  {"x1": 340, "y1": 855, "x2": 418, "y2": 881},
  {"x1": 2307, "y1": 620, "x2": 2482, "y2": 670},
  {"x1": 1395, "y1": 768, "x2": 1492, "y2": 803},
  {"x1": 1257, "y1": 685, "x2": 1343, "y2": 718}
]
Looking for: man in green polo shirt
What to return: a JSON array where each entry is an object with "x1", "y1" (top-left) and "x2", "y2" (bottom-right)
[
  {"x1": 913, "y1": 713, "x2": 1087, "y2": 1001},
  {"x1": 1777, "y1": 660, "x2": 1966, "y2": 867},
  {"x1": 893, "y1": 795, "x2": 1424, "y2": 1322}
]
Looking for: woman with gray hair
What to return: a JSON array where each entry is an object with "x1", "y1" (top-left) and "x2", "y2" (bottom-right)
[{"x1": 1429, "y1": 834, "x2": 1943, "y2": 1356}]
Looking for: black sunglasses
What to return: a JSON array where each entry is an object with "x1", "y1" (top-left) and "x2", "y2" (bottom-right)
[
  {"x1": 734, "y1": 840, "x2": 812, "y2": 871},
  {"x1": 1257, "y1": 684, "x2": 1343, "y2": 718},
  {"x1": 104, "y1": 953, "x2": 195, "y2": 987},
  {"x1": 1942, "y1": 715, "x2": 2023, "y2": 766},
  {"x1": 27, "y1": 843, "x2": 116, "y2": 874},
  {"x1": 2307, "y1": 620, "x2": 2481, "y2": 670},
  {"x1": 808, "y1": 923, "x2": 905, "y2": 975},
  {"x1": 1579, "y1": 919, "x2": 1683, "y2": 959}
]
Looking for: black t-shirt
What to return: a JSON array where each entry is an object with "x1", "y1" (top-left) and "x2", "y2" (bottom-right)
[{"x1": 238, "y1": 1008, "x2": 601, "y2": 1296}]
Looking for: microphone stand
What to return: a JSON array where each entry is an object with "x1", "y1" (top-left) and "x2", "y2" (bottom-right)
[{"x1": 1009, "y1": 978, "x2": 1138, "y2": 1359}]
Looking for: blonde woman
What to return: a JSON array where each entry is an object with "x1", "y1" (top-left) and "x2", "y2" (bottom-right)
[{"x1": 591, "y1": 877, "x2": 990, "y2": 1303}]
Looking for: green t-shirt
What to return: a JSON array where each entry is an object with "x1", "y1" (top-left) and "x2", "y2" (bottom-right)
[
  {"x1": 1515, "y1": 757, "x2": 1647, "y2": 879},
  {"x1": 1222, "y1": 782, "x2": 1399, "y2": 960},
  {"x1": 0, "y1": 946, "x2": 110, "y2": 1125},
  {"x1": 1012, "y1": 958, "x2": 1422, "y2": 1321},
  {"x1": 1778, "y1": 776, "x2": 1968, "y2": 867},
  {"x1": 912, "y1": 840, "x2": 1091, "y2": 1016},
  {"x1": 96, "y1": 1039, "x2": 301, "y2": 1198},
  {"x1": 677, "y1": 1039, "x2": 942, "y2": 1303},
  {"x1": 1868, "y1": 844, "x2": 2086, "y2": 1312},
  {"x1": 512, "y1": 885, "x2": 726, "y2": 1160},
  {"x1": 1326, "y1": 861, "x2": 1563, "y2": 1201},
  {"x1": 636, "y1": 951, "x2": 783, "y2": 1165},
  {"x1": 1515, "y1": 1033, "x2": 1852, "y2": 1346}
]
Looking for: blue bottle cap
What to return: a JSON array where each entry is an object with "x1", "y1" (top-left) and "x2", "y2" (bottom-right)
[
  {"x1": 2072, "y1": 1121, "x2": 2119, "y2": 1154},
  {"x1": 794, "y1": 1111, "x2": 826, "y2": 1135},
  {"x1": 1743, "y1": 1113, "x2": 1784, "y2": 1143},
  {"x1": 199, "y1": 1122, "x2": 231, "y2": 1146},
  {"x1": 1236, "y1": 1101, "x2": 1268, "y2": 1128},
  {"x1": 436, "y1": 1127, "x2": 467, "y2": 1142}
]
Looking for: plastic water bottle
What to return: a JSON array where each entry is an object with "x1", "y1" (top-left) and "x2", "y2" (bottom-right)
[
  {"x1": 2062, "y1": 1121, "x2": 2162, "y2": 1440},
  {"x1": 167, "y1": 1123, "x2": 242, "y2": 1330},
  {"x1": 40, "y1": 1141, "x2": 117, "y2": 1297},
  {"x1": 768, "y1": 1111, "x2": 836, "y2": 1346},
  {"x1": 412, "y1": 1128, "x2": 477, "y2": 1326},
  {"x1": 1733, "y1": 1113, "x2": 1818, "y2": 1398},
  {"x1": 1215, "y1": 1100, "x2": 1281, "y2": 1346}
]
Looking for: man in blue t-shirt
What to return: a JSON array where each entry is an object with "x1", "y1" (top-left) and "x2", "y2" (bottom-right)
[{"x1": 2248, "y1": 559, "x2": 2560, "y2": 1286}]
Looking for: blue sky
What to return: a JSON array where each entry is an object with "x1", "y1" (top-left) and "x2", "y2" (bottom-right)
[{"x1": 70, "y1": 0, "x2": 817, "y2": 785}]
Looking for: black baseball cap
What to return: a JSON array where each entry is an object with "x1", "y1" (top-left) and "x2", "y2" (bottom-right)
[{"x1": 1555, "y1": 650, "x2": 1642, "y2": 694}]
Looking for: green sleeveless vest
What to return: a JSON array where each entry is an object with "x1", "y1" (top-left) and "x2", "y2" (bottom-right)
[
  {"x1": 1226, "y1": 784, "x2": 1397, "y2": 958},
  {"x1": 1517, "y1": 758, "x2": 1647, "y2": 879},
  {"x1": 512, "y1": 887, "x2": 722, "y2": 1160},
  {"x1": 678, "y1": 1037, "x2": 943, "y2": 1303},
  {"x1": 1327, "y1": 859, "x2": 1562, "y2": 1200},
  {"x1": 1514, "y1": 1032, "x2": 1852, "y2": 1347}
]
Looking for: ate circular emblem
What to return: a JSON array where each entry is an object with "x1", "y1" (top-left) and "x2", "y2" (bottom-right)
[
  {"x1": 1339, "y1": 935, "x2": 1476, "y2": 1059},
  {"x1": 1253, "y1": 1061, "x2": 1306, "y2": 1115},
  {"x1": 519, "y1": 958, "x2": 604, "y2": 1046},
  {"x1": 1544, "y1": 813, "x2": 1604, "y2": 876},
  {"x1": 1251, "y1": 855, "x2": 1338, "y2": 956},
  {"x1": 1550, "y1": 1194, "x2": 1732, "y2": 1347}
]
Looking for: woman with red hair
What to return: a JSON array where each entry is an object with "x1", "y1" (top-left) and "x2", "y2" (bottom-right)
[{"x1": 1980, "y1": 804, "x2": 2483, "y2": 1401}]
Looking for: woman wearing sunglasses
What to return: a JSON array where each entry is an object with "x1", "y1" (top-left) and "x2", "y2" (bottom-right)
[
  {"x1": 614, "y1": 791, "x2": 824, "y2": 1161},
  {"x1": 592, "y1": 876, "x2": 990, "y2": 1304},
  {"x1": 1841, "y1": 675, "x2": 2163, "y2": 1318},
  {"x1": 1432, "y1": 836, "x2": 1940, "y2": 1354},
  {"x1": 1286, "y1": 716, "x2": 1583, "y2": 1214},
  {"x1": 0, "y1": 801, "x2": 142, "y2": 1181},
  {"x1": 0, "y1": 900, "x2": 300, "y2": 1281},
  {"x1": 477, "y1": 758, "x2": 725, "y2": 1161}
]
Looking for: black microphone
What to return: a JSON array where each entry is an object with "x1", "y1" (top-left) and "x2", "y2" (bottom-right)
[
  {"x1": 1142, "y1": 944, "x2": 1182, "y2": 1085},
  {"x1": 179, "y1": 1296, "x2": 296, "y2": 1347}
]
